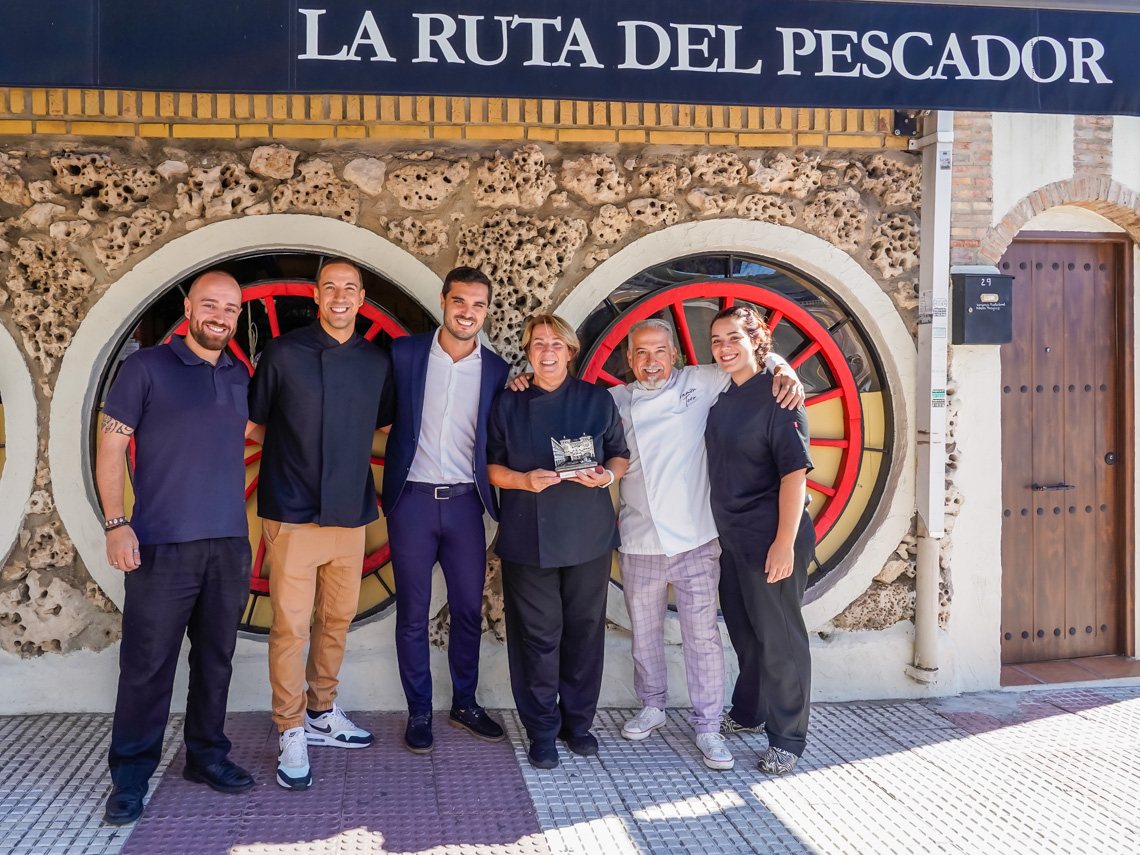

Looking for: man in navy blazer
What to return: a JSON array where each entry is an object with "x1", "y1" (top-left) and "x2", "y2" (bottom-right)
[{"x1": 381, "y1": 266, "x2": 511, "y2": 754}]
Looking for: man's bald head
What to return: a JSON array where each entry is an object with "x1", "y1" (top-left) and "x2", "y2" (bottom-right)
[
  {"x1": 183, "y1": 270, "x2": 243, "y2": 355},
  {"x1": 188, "y1": 270, "x2": 241, "y2": 302}
]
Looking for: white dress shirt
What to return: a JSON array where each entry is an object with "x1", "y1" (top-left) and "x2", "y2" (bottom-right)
[
  {"x1": 407, "y1": 330, "x2": 482, "y2": 485},
  {"x1": 610, "y1": 356, "x2": 787, "y2": 557}
]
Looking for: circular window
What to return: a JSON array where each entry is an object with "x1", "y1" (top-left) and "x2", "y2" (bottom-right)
[
  {"x1": 576, "y1": 253, "x2": 892, "y2": 585},
  {"x1": 91, "y1": 251, "x2": 437, "y2": 632}
]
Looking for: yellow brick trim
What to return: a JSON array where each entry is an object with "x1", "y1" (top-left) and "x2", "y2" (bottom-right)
[
  {"x1": 70, "y1": 121, "x2": 136, "y2": 137},
  {"x1": 172, "y1": 123, "x2": 238, "y2": 139},
  {"x1": 0, "y1": 120, "x2": 34, "y2": 134},
  {"x1": 558, "y1": 128, "x2": 617, "y2": 143},
  {"x1": 369, "y1": 125, "x2": 430, "y2": 139},
  {"x1": 526, "y1": 127, "x2": 557, "y2": 142},
  {"x1": 737, "y1": 132, "x2": 797, "y2": 147},
  {"x1": 272, "y1": 124, "x2": 334, "y2": 140},
  {"x1": 466, "y1": 124, "x2": 525, "y2": 140},
  {"x1": 826, "y1": 134, "x2": 885, "y2": 149},
  {"x1": 238, "y1": 124, "x2": 270, "y2": 139},
  {"x1": 649, "y1": 130, "x2": 707, "y2": 145},
  {"x1": 0, "y1": 87, "x2": 901, "y2": 149}
]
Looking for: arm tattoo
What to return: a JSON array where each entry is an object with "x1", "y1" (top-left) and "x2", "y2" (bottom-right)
[{"x1": 101, "y1": 416, "x2": 135, "y2": 437}]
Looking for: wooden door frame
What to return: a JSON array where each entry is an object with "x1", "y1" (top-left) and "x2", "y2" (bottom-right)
[{"x1": 1006, "y1": 231, "x2": 1135, "y2": 657}]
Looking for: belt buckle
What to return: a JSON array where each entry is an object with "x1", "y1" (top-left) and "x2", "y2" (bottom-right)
[{"x1": 434, "y1": 485, "x2": 450, "y2": 500}]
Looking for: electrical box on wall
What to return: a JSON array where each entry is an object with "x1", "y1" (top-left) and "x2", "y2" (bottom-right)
[{"x1": 951, "y1": 273, "x2": 1013, "y2": 344}]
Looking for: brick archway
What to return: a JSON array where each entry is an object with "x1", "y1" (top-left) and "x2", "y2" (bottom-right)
[{"x1": 981, "y1": 178, "x2": 1140, "y2": 264}]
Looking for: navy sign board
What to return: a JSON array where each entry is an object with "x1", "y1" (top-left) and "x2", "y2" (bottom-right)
[{"x1": 1, "y1": 1, "x2": 1137, "y2": 115}]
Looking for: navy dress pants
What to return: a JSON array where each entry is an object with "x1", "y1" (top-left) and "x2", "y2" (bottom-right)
[
  {"x1": 718, "y1": 542, "x2": 812, "y2": 757},
  {"x1": 108, "y1": 537, "x2": 251, "y2": 788},
  {"x1": 500, "y1": 553, "x2": 611, "y2": 742},
  {"x1": 389, "y1": 485, "x2": 488, "y2": 714}
]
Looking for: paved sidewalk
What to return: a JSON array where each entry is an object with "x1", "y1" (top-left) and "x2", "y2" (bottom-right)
[{"x1": 2, "y1": 687, "x2": 1139, "y2": 855}]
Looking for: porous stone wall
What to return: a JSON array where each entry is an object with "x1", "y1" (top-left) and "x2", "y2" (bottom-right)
[{"x1": 0, "y1": 136, "x2": 923, "y2": 655}]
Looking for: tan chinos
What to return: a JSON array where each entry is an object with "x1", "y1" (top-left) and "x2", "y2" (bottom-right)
[{"x1": 263, "y1": 520, "x2": 365, "y2": 732}]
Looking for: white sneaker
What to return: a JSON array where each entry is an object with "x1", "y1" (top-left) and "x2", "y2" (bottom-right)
[
  {"x1": 305, "y1": 703, "x2": 374, "y2": 748},
  {"x1": 277, "y1": 727, "x2": 312, "y2": 790},
  {"x1": 696, "y1": 732, "x2": 735, "y2": 771},
  {"x1": 621, "y1": 706, "x2": 667, "y2": 741}
]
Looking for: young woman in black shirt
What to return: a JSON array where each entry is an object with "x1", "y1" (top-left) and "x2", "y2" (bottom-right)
[{"x1": 704, "y1": 306, "x2": 814, "y2": 775}]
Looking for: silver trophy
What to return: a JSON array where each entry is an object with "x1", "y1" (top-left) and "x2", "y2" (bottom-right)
[{"x1": 551, "y1": 435, "x2": 599, "y2": 479}]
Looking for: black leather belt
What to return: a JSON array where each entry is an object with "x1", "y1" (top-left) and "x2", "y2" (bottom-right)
[{"x1": 407, "y1": 482, "x2": 477, "y2": 500}]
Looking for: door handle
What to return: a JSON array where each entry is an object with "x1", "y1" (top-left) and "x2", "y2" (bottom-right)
[{"x1": 1032, "y1": 482, "x2": 1075, "y2": 492}]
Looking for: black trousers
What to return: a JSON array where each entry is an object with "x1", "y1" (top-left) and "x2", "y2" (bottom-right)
[
  {"x1": 500, "y1": 553, "x2": 611, "y2": 742},
  {"x1": 108, "y1": 537, "x2": 251, "y2": 789},
  {"x1": 718, "y1": 541, "x2": 812, "y2": 756}
]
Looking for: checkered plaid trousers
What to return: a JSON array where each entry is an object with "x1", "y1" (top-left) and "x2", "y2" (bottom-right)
[{"x1": 618, "y1": 540, "x2": 725, "y2": 734}]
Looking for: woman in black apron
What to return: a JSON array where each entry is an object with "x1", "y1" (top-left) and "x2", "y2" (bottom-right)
[
  {"x1": 487, "y1": 313, "x2": 629, "y2": 769},
  {"x1": 704, "y1": 306, "x2": 814, "y2": 775}
]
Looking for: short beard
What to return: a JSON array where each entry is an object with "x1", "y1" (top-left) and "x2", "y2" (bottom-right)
[
  {"x1": 445, "y1": 317, "x2": 480, "y2": 341},
  {"x1": 638, "y1": 372, "x2": 667, "y2": 391},
  {"x1": 188, "y1": 322, "x2": 231, "y2": 352}
]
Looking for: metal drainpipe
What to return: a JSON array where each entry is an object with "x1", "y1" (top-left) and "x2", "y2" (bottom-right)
[{"x1": 907, "y1": 110, "x2": 954, "y2": 685}]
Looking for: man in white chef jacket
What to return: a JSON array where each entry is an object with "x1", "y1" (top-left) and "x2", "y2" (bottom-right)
[{"x1": 611, "y1": 318, "x2": 803, "y2": 771}]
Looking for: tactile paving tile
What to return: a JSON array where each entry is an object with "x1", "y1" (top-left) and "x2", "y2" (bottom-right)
[
  {"x1": 0, "y1": 713, "x2": 183, "y2": 855},
  {"x1": 232, "y1": 812, "x2": 344, "y2": 853},
  {"x1": 120, "y1": 814, "x2": 243, "y2": 855},
  {"x1": 10, "y1": 691, "x2": 1140, "y2": 854},
  {"x1": 438, "y1": 813, "x2": 549, "y2": 852}
]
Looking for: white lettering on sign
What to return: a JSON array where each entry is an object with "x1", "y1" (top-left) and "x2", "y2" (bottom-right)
[
  {"x1": 554, "y1": 18, "x2": 603, "y2": 68},
  {"x1": 511, "y1": 17, "x2": 562, "y2": 67},
  {"x1": 718, "y1": 25, "x2": 763, "y2": 75},
  {"x1": 295, "y1": 11, "x2": 1115, "y2": 89},
  {"x1": 818, "y1": 30, "x2": 860, "y2": 78},
  {"x1": 298, "y1": 9, "x2": 350, "y2": 61},
  {"x1": 413, "y1": 13, "x2": 463, "y2": 63},
  {"x1": 671, "y1": 23, "x2": 719, "y2": 72},
  {"x1": 618, "y1": 21, "x2": 671, "y2": 70},
  {"x1": 461, "y1": 15, "x2": 511, "y2": 66}
]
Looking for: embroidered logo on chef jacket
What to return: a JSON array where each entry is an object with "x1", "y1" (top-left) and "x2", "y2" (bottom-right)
[{"x1": 679, "y1": 387, "x2": 699, "y2": 408}]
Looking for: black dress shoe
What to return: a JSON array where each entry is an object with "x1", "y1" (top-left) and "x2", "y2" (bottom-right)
[
  {"x1": 104, "y1": 784, "x2": 146, "y2": 825},
  {"x1": 182, "y1": 759, "x2": 256, "y2": 794},
  {"x1": 449, "y1": 705, "x2": 506, "y2": 742},
  {"x1": 558, "y1": 730, "x2": 599, "y2": 757},
  {"x1": 405, "y1": 712, "x2": 434, "y2": 754},
  {"x1": 527, "y1": 740, "x2": 559, "y2": 769}
]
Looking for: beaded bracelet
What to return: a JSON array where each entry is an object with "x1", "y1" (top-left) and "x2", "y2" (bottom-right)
[{"x1": 103, "y1": 517, "x2": 128, "y2": 532}]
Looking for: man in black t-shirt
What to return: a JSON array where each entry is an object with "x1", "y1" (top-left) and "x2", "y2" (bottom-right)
[{"x1": 98, "y1": 271, "x2": 255, "y2": 826}]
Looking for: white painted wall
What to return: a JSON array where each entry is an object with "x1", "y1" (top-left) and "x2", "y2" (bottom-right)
[
  {"x1": 944, "y1": 345, "x2": 1003, "y2": 693},
  {"x1": 0, "y1": 322, "x2": 37, "y2": 567},
  {"x1": 991, "y1": 113, "x2": 1074, "y2": 226},
  {"x1": 1112, "y1": 116, "x2": 1140, "y2": 194},
  {"x1": 1020, "y1": 206, "x2": 1125, "y2": 233}
]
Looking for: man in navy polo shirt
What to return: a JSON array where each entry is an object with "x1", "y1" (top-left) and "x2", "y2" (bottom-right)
[{"x1": 97, "y1": 270, "x2": 255, "y2": 825}]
